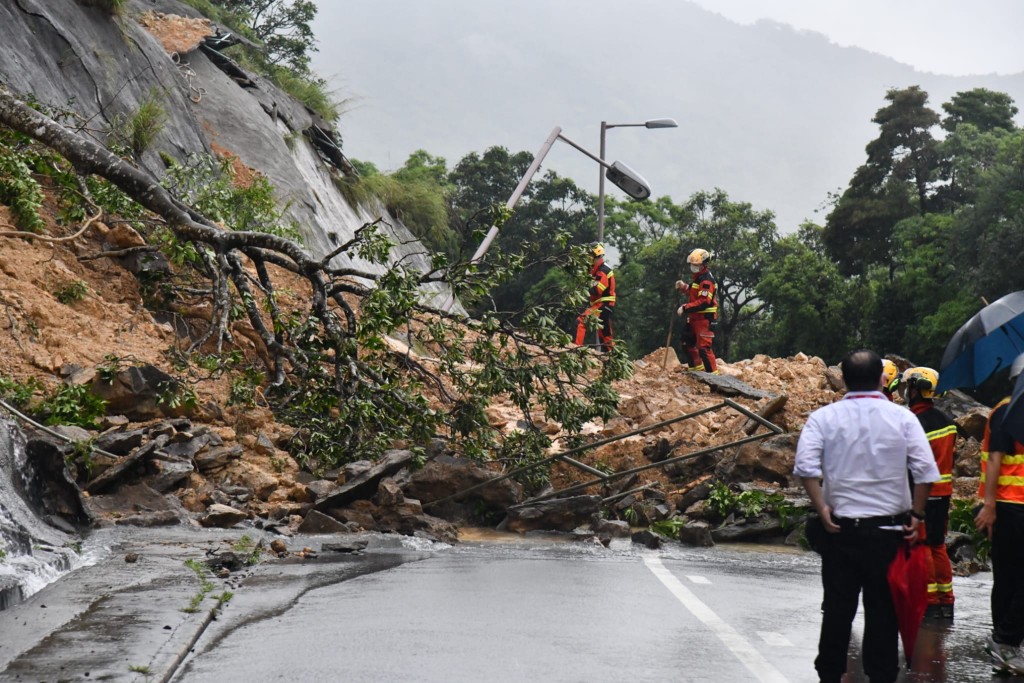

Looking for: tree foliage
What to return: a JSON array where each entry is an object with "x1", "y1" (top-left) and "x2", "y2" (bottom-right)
[
  {"x1": 0, "y1": 85, "x2": 630, "y2": 484},
  {"x1": 214, "y1": 0, "x2": 318, "y2": 73}
]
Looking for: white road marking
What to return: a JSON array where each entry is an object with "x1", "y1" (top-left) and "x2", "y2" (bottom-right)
[
  {"x1": 687, "y1": 575, "x2": 711, "y2": 584},
  {"x1": 644, "y1": 556, "x2": 791, "y2": 683},
  {"x1": 758, "y1": 631, "x2": 793, "y2": 647}
]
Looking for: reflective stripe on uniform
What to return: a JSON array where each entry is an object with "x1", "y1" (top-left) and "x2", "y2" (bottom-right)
[{"x1": 926, "y1": 425, "x2": 957, "y2": 441}]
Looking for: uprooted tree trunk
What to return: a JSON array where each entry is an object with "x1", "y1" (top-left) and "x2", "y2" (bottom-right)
[{"x1": 0, "y1": 83, "x2": 631, "y2": 476}]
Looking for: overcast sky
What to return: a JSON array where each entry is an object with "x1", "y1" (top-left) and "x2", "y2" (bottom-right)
[
  {"x1": 686, "y1": 0, "x2": 1024, "y2": 76},
  {"x1": 311, "y1": 0, "x2": 1024, "y2": 232}
]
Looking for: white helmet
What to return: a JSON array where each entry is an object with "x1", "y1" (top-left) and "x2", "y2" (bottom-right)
[{"x1": 1011, "y1": 352, "x2": 1024, "y2": 380}]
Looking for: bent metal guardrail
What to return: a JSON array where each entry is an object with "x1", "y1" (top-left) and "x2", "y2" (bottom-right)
[{"x1": 423, "y1": 398, "x2": 785, "y2": 511}]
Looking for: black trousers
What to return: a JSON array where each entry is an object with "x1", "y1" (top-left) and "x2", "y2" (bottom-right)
[
  {"x1": 992, "y1": 502, "x2": 1024, "y2": 646},
  {"x1": 816, "y1": 526, "x2": 903, "y2": 683}
]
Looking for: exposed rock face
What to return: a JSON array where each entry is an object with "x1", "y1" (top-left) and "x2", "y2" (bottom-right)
[
  {"x1": 500, "y1": 496, "x2": 601, "y2": 533},
  {"x1": 0, "y1": 0, "x2": 458, "y2": 307}
]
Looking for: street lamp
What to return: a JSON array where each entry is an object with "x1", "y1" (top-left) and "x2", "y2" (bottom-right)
[
  {"x1": 469, "y1": 125, "x2": 651, "y2": 264},
  {"x1": 597, "y1": 118, "x2": 677, "y2": 242}
]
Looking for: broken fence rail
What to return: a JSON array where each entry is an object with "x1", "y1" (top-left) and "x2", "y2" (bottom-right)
[{"x1": 423, "y1": 398, "x2": 784, "y2": 511}]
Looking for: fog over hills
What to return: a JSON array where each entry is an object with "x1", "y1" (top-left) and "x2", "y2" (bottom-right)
[{"x1": 313, "y1": 0, "x2": 1024, "y2": 232}]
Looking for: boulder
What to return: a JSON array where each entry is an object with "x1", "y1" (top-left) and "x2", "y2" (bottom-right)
[
  {"x1": 94, "y1": 428, "x2": 147, "y2": 456},
  {"x1": 954, "y1": 438, "x2": 981, "y2": 478},
  {"x1": 90, "y1": 365, "x2": 193, "y2": 420},
  {"x1": 592, "y1": 518, "x2": 631, "y2": 538},
  {"x1": 298, "y1": 509, "x2": 352, "y2": 534},
  {"x1": 146, "y1": 453, "x2": 194, "y2": 492},
  {"x1": 500, "y1": 495, "x2": 601, "y2": 533},
  {"x1": 194, "y1": 444, "x2": 244, "y2": 472},
  {"x1": 374, "y1": 478, "x2": 405, "y2": 507},
  {"x1": 305, "y1": 479, "x2": 339, "y2": 502},
  {"x1": 678, "y1": 520, "x2": 714, "y2": 547},
  {"x1": 162, "y1": 429, "x2": 222, "y2": 459},
  {"x1": 955, "y1": 409, "x2": 989, "y2": 442},
  {"x1": 316, "y1": 450, "x2": 417, "y2": 511},
  {"x1": 403, "y1": 455, "x2": 523, "y2": 515},
  {"x1": 22, "y1": 438, "x2": 88, "y2": 524},
  {"x1": 199, "y1": 503, "x2": 247, "y2": 528},
  {"x1": 82, "y1": 483, "x2": 186, "y2": 527},
  {"x1": 710, "y1": 515, "x2": 784, "y2": 543},
  {"x1": 341, "y1": 460, "x2": 373, "y2": 482},
  {"x1": 631, "y1": 529, "x2": 663, "y2": 549},
  {"x1": 727, "y1": 434, "x2": 798, "y2": 485},
  {"x1": 322, "y1": 539, "x2": 368, "y2": 553}
]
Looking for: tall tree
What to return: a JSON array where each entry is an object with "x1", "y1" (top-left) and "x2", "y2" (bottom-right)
[
  {"x1": 744, "y1": 224, "x2": 858, "y2": 362},
  {"x1": 824, "y1": 86, "x2": 940, "y2": 276},
  {"x1": 941, "y1": 88, "x2": 1019, "y2": 133}
]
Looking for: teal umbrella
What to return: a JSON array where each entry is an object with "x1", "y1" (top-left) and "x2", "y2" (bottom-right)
[{"x1": 936, "y1": 291, "x2": 1024, "y2": 392}]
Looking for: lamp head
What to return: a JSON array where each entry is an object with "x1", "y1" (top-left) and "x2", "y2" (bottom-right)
[
  {"x1": 606, "y1": 161, "x2": 651, "y2": 200},
  {"x1": 645, "y1": 118, "x2": 678, "y2": 129}
]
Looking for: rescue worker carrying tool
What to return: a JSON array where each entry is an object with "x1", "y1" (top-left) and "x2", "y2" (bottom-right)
[
  {"x1": 881, "y1": 359, "x2": 901, "y2": 402},
  {"x1": 675, "y1": 248, "x2": 719, "y2": 373},
  {"x1": 574, "y1": 243, "x2": 616, "y2": 352},
  {"x1": 902, "y1": 367, "x2": 957, "y2": 619}
]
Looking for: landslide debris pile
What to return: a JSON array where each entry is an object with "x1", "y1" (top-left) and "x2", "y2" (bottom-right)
[
  {"x1": 0, "y1": 3, "x2": 992, "y2": 566},
  {"x1": 0, "y1": 200, "x2": 987, "y2": 554}
]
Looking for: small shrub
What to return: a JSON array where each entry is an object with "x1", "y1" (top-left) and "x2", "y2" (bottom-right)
[
  {"x1": 651, "y1": 517, "x2": 686, "y2": 538},
  {"x1": 0, "y1": 376, "x2": 43, "y2": 409},
  {"x1": 39, "y1": 384, "x2": 107, "y2": 429},
  {"x1": 0, "y1": 140, "x2": 46, "y2": 233},
  {"x1": 54, "y1": 280, "x2": 89, "y2": 305},
  {"x1": 112, "y1": 91, "x2": 167, "y2": 156},
  {"x1": 949, "y1": 498, "x2": 990, "y2": 561}
]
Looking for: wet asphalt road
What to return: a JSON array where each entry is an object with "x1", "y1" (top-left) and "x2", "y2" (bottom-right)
[{"x1": 173, "y1": 533, "x2": 1004, "y2": 683}]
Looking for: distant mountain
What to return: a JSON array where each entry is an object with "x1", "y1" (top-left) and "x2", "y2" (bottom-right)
[{"x1": 312, "y1": 0, "x2": 1024, "y2": 232}]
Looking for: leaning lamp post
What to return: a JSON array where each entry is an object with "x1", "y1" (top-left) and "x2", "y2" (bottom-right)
[
  {"x1": 597, "y1": 118, "x2": 677, "y2": 242},
  {"x1": 470, "y1": 126, "x2": 652, "y2": 264}
]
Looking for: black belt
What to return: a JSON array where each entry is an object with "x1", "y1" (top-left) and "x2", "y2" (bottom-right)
[{"x1": 834, "y1": 513, "x2": 908, "y2": 529}]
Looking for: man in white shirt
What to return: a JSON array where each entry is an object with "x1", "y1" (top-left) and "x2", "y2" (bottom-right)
[{"x1": 794, "y1": 349, "x2": 939, "y2": 683}]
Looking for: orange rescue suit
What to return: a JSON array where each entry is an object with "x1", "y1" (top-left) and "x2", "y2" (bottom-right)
[
  {"x1": 681, "y1": 267, "x2": 718, "y2": 372},
  {"x1": 574, "y1": 257, "x2": 615, "y2": 352},
  {"x1": 911, "y1": 400, "x2": 957, "y2": 606}
]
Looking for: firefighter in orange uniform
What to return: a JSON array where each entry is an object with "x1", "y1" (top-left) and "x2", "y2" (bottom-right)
[
  {"x1": 902, "y1": 367, "x2": 957, "y2": 619},
  {"x1": 675, "y1": 248, "x2": 718, "y2": 373},
  {"x1": 574, "y1": 243, "x2": 615, "y2": 352}
]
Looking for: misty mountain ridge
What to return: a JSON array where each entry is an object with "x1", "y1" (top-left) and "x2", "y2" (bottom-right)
[{"x1": 314, "y1": 0, "x2": 1024, "y2": 233}]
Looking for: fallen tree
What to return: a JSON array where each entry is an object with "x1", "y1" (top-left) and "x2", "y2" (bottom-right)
[{"x1": 0, "y1": 83, "x2": 630, "y2": 480}]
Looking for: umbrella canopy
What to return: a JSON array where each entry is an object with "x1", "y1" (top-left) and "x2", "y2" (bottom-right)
[
  {"x1": 936, "y1": 291, "x2": 1024, "y2": 392},
  {"x1": 888, "y1": 541, "x2": 929, "y2": 665}
]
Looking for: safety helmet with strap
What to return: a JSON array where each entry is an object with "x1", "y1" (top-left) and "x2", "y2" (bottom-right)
[
  {"x1": 591, "y1": 243, "x2": 605, "y2": 258},
  {"x1": 881, "y1": 359, "x2": 900, "y2": 394},
  {"x1": 687, "y1": 248, "x2": 711, "y2": 266},
  {"x1": 903, "y1": 366, "x2": 940, "y2": 399}
]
